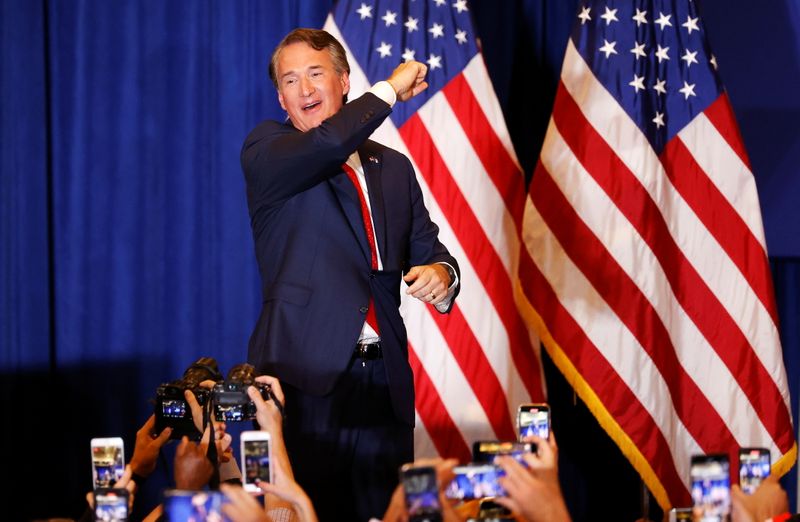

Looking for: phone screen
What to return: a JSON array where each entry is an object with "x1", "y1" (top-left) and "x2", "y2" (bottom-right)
[
  {"x1": 160, "y1": 399, "x2": 187, "y2": 418},
  {"x1": 690, "y1": 454, "x2": 730, "y2": 522},
  {"x1": 402, "y1": 466, "x2": 442, "y2": 521},
  {"x1": 163, "y1": 490, "x2": 231, "y2": 522},
  {"x1": 242, "y1": 438, "x2": 271, "y2": 491},
  {"x1": 445, "y1": 465, "x2": 506, "y2": 500},
  {"x1": 91, "y1": 438, "x2": 125, "y2": 489},
  {"x1": 473, "y1": 441, "x2": 533, "y2": 463},
  {"x1": 94, "y1": 488, "x2": 129, "y2": 522},
  {"x1": 518, "y1": 404, "x2": 550, "y2": 440},
  {"x1": 739, "y1": 448, "x2": 770, "y2": 495},
  {"x1": 668, "y1": 507, "x2": 693, "y2": 522}
]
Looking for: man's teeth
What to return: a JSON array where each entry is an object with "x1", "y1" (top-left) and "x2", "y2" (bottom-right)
[{"x1": 303, "y1": 102, "x2": 320, "y2": 111}]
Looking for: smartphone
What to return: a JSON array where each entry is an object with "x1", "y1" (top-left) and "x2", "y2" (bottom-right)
[
  {"x1": 690, "y1": 454, "x2": 731, "y2": 522},
  {"x1": 90, "y1": 437, "x2": 125, "y2": 489},
  {"x1": 668, "y1": 507, "x2": 693, "y2": 521},
  {"x1": 93, "y1": 488, "x2": 129, "y2": 522},
  {"x1": 163, "y1": 490, "x2": 231, "y2": 522},
  {"x1": 738, "y1": 447, "x2": 770, "y2": 494},
  {"x1": 400, "y1": 464, "x2": 442, "y2": 522},
  {"x1": 241, "y1": 430, "x2": 272, "y2": 492},
  {"x1": 472, "y1": 440, "x2": 534, "y2": 463},
  {"x1": 444, "y1": 464, "x2": 506, "y2": 500},
  {"x1": 517, "y1": 403, "x2": 550, "y2": 441}
]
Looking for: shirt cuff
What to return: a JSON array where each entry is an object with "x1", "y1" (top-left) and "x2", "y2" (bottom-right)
[
  {"x1": 369, "y1": 81, "x2": 397, "y2": 108},
  {"x1": 434, "y1": 262, "x2": 459, "y2": 313}
]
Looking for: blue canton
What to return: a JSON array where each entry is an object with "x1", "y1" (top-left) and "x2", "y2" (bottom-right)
[
  {"x1": 334, "y1": 0, "x2": 479, "y2": 128},
  {"x1": 572, "y1": 0, "x2": 724, "y2": 153}
]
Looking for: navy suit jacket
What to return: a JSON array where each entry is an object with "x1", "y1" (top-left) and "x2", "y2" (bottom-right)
[{"x1": 241, "y1": 93, "x2": 459, "y2": 425}]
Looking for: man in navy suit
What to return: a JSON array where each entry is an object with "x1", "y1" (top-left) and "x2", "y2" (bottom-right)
[{"x1": 241, "y1": 29, "x2": 460, "y2": 521}]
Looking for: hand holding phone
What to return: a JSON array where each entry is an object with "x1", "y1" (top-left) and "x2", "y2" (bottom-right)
[
  {"x1": 690, "y1": 454, "x2": 731, "y2": 522},
  {"x1": 241, "y1": 430, "x2": 272, "y2": 493},
  {"x1": 401, "y1": 464, "x2": 442, "y2": 522},
  {"x1": 91, "y1": 437, "x2": 125, "y2": 489},
  {"x1": 517, "y1": 403, "x2": 550, "y2": 441},
  {"x1": 445, "y1": 464, "x2": 506, "y2": 500},
  {"x1": 93, "y1": 488, "x2": 129, "y2": 522},
  {"x1": 738, "y1": 447, "x2": 770, "y2": 495},
  {"x1": 472, "y1": 440, "x2": 534, "y2": 464}
]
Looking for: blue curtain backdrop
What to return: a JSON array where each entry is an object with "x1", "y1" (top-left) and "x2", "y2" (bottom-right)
[{"x1": 2, "y1": 0, "x2": 798, "y2": 520}]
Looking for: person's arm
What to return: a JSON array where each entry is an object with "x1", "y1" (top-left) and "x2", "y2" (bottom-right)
[
  {"x1": 381, "y1": 458, "x2": 460, "y2": 522},
  {"x1": 249, "y1": 375, "x2": 293, "y2": 482},
  {"x1": 83, "y1": 465, "x2": 138, "y2": 520},
  {"x1": 242, "y1": 61, "x2": 429, "y2": 210},
  {"x1": 494, "y1": 433, "x2": 571, "y2": 522},
  {"x1": 246, "y1": 376, "x2": 319, "y2": 521},
  {"x1": 401, "y1": 152, "x2": 461, "y2": 312},
  {"x1": 129, "y1": 415, "x2": 173, "y2": 483}
]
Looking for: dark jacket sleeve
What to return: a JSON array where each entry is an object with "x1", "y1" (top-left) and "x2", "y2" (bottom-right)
[{"x1": 241, "y1": 93, "x2": 392, "y2": 211}]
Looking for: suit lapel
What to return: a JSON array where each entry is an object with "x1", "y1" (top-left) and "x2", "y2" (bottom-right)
[
  {"x1": 328, "y1": 165, "x2": 371, "y2": 266},
  {"x1": 360, "y1": 146, "x2": 388, "y2": 264}
]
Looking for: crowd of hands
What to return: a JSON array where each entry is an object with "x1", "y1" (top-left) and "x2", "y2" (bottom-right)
[{"x1": 86, "y1": 374, "x2": 792, "y2": 522}]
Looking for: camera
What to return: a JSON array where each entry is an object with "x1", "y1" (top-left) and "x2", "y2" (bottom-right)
[
  {"x1": 212, "y1": 363, "x2": 271, "y2": 422},
  {"x1": 155, "y1": 357, "x2": 222, "y2": 440}
]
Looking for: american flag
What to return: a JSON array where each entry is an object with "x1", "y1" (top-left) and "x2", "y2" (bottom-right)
[
  {"x1": 519, "y1": 0, "x2": 796, "y2": 509},
  {"x1": 323, "y1": 0, "x2": 546, "y2": 462}
]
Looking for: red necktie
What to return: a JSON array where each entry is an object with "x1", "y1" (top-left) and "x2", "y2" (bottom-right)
[{"x1": 342, "y1": 163, "x2": 380, "y2": 335}]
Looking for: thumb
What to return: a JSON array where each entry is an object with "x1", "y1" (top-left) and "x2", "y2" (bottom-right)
[{"x1": 403, "y1": 266, "x2": 421, "y2": 282}]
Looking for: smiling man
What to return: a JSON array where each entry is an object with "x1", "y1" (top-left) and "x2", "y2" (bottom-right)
[{"x1": 240, "y1": 28, "x2": 460, "y2": 521}]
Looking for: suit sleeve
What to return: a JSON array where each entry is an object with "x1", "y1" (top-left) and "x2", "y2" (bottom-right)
[
  {"x1": 241, "y1": 93, "x2": 392, "y2": 210},
  {"x1": 402, "y1": 155, "x2": 461, "y2": 312}
]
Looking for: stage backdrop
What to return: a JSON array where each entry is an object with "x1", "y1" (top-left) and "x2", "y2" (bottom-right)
[{"x1": 2, "y1": 0, "x2": 798, "y2": 520}]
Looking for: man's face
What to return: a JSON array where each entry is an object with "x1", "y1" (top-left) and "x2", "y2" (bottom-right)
[{"x1": 276, "y1": 42, "x2": 350, "y2": 132}]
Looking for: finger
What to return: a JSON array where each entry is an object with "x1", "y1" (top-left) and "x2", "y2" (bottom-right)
[
  {"x1": 408, "y1": 272, "x2": 434, "y2": 295},
  {"x1": 247, "y1": 385, "x2": 275, "y2": 421},
  {"x1": 429, "y1": 287, "x2": 448, "y2": 305},
  {"x1": 497, "y1": 455, "x2": 530, "y2": 484},
  {"x1": 176, "y1": 436, "x2": 190, "y2": 456},
  {"x1": 411, "y1": 81, "x2": 429, "y2": 97},
  {"x1": 141, "y1": 414, "x2": 156, "y2": 435},
  {"x1": 520, "y1": 451, "x2": 545, "y2": 471},
  {"x1": 414, "y1": 282, "x2": 442, "y2": 303},
  {"x1": 254, "y1": 375, "x2": 285, "y2": 405},
  {"x1": 491, "y1": 496, "x2": 519, "y2": 514},
  {"x1": 154, "y1": 426, "x2": 173, "y2": 446},
  {"x1": 213, "y1": 419, "x2": 227, "y2": 432},
  {"x1": 218, "y1": 433, "x2": 233, "y2": 453},
  {"x1": 403, "y1": 266, "x2": 422, "y2": 285},
  {"x1": 86, "y1": 491, "x2": 95, "y2": 510},
  {"x1": 221, "y1": 483, "x2": 260, "y2": 508},
  {"x1": 112, "y1": 464, "x2": 133, "y2": 489},
  {"x1": 200, "y1": 425, "x2": 211, "y2": 447},
  {"x1": 184, "y1": 389, "x2": 204, "y2": 433}
]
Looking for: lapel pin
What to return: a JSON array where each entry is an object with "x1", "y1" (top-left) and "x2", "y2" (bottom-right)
[{"x1": 368, "y1": 155, "x2": 380, "y2": 164}]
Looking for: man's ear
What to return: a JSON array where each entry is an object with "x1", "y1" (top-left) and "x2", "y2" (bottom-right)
[{"x1": 340, "y1": 71, "x2": 350, "y2": 97}]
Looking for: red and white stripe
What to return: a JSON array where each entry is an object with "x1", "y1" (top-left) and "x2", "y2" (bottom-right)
[
  {"x1": 518, "y1": 40, "x2": 795, "y2": 508},
  {"x1": 325, "y1": 16, "x2": 546, "y2": 462}
]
